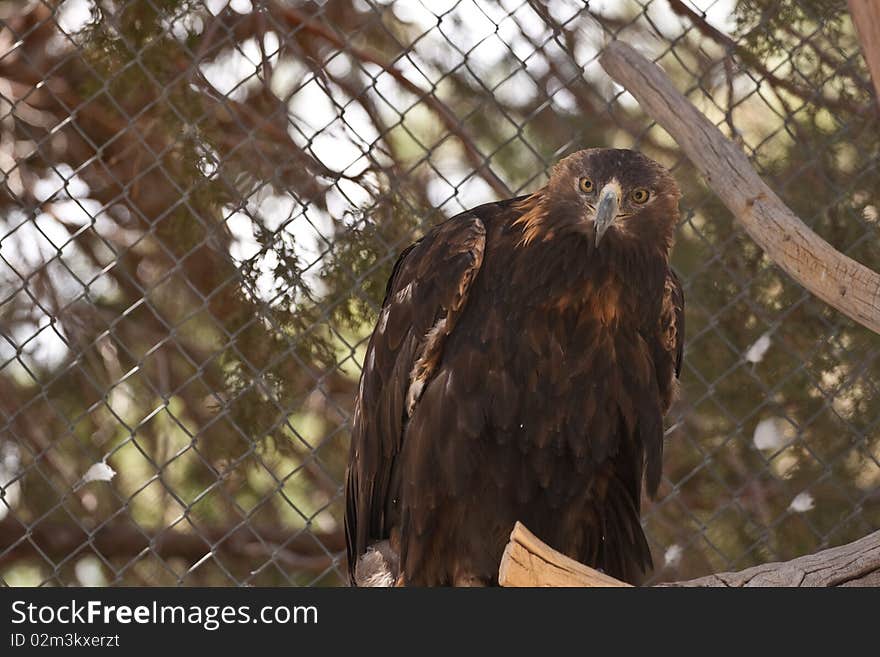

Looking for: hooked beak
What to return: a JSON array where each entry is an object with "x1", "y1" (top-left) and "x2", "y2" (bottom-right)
[{"x1": 593, "y1": 183, "x2": 620, "y2": 247}]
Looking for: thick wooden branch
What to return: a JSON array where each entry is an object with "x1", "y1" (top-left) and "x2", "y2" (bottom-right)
[
  {"x1": 666, "y1": 529, "x2": 880, "y2": 587},
  {"x1": 598, "y1": 41, "x2": 880, "y2": 336},
  {"x1": 849, "y1": 0, "x2": 880, "y2": 107},
  {"x1": 499, "y1": 523, "x2": 632, "y2": 587},
  {"x1": 499, "y1": 522, "x2": 880, "y2": 587}
]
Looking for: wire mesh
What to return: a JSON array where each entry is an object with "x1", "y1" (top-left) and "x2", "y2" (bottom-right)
[{"x1": 1, "y1": 0, "x2": 878, "y2": 586}]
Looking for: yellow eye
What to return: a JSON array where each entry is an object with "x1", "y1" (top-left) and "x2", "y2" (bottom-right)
[
  {"x1": 578, "y1": 177, "x2": 594, "y2": 193},
  {"x1": 631, "y1": 188, "x2": 650, "y2": 204}
]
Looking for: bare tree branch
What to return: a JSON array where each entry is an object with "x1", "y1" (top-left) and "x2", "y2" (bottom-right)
[
  {"x1": 668, "y1": 0, "x2": 873, "y2": 116},
  {"x1": 0, "y1": 517, "x2": 344, "y2": 573},
  {"x1": 271, "y1": 2, "x2": 511, "y2": 197}
]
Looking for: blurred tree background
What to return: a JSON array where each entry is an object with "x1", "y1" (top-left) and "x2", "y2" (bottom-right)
[{"x1": 0, "y1": 0, "x2": 877, "y2": 586}]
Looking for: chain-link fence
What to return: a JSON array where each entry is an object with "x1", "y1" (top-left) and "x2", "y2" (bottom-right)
[{"x1": 1, "y1": 0, "x2": 878, "y2": 587}]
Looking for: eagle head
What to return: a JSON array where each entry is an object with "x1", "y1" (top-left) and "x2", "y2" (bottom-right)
[{"x1": 522, "y1": 148, "x2": 681, "y2": 254}]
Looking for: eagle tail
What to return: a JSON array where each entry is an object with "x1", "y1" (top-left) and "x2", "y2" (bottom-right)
[{"x1": 599, "y1": 469, "x2": 654, "y2": 584}]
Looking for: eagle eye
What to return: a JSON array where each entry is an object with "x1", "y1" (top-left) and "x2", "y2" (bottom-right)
[
  {"x1": 578, "y1": 177, "x2": 594, "y2": 193},
  {"x1": 631, "y1": 188, "x2": 650, "y2": 204}
]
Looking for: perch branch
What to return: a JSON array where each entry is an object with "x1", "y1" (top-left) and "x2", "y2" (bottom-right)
[
  {"x1": 848, "y1": 0, "x2": 880, "y2": 108},
  {"x1": 499, "y1": 522, "x2": 631, "y2": 587},
  {"x1": 598, "y1": 41, "x2": 880, "y2": 336},
  {"x1": 499, "y1": 522, "x2": 880, "y2": 587}
]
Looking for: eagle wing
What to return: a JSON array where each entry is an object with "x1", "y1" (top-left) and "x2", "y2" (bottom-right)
[
  {"x1": 344, "y1": 214, "x2": 486, "y2": 583},
  {"x1": 634, "y1": 266, "x2": 685, "y2": 500}
]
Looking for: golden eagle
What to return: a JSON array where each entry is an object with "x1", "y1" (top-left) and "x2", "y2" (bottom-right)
[{"x1": 345, "y1": 148, "x2": 684, "y2": 586}]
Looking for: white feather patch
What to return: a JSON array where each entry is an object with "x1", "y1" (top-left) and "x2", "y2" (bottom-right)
[
  {"x1": 354, "y1": 544, "x2": 397, "y2": 587},
  {"x1": 76, "y1": 461, "x2": 116, "y2": 490},
  {"x1": 395, "y1": 282, "x2": 415, "y2": 303},
  {"x1": 377, "y1": 308, "x2": 390, "y2": 334}
]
